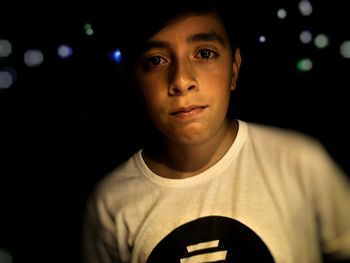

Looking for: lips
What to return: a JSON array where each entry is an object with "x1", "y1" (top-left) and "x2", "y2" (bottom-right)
[{"x1": 170, "y1": 105, "x2": 208, "y2": 118}]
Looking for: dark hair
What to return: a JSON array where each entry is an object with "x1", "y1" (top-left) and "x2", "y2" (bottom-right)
[
  {"x1": 92, "y1": 1, "x2": 273, "y2": 73},
  {"x1": 111, "y1": 1, "x2": 243, "y2": 71}
]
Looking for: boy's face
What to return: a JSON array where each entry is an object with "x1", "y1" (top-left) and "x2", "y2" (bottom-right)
[{"x1": 134, "y1": 12, "x2": 240, "y2": 145}]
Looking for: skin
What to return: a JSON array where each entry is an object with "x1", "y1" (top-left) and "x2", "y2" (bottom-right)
[{"x1": 134, "y1": 12, "x2": 241, "y2": 179}]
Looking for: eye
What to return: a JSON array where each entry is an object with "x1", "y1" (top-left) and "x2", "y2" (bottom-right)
[
  {"x1": 144, "y1": 55, "x2": 166, "y2": 68},
  {"x1": 197, "y1": 49, "x2": 218, "y2": 59}
]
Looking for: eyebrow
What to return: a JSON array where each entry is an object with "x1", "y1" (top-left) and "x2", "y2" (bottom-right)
[
  {"x1": 141, "y1": 31, "x2": 226, "y2": 53},
  {"x1": 188, "y1": 32, "x2": 226, "y2": 46}
]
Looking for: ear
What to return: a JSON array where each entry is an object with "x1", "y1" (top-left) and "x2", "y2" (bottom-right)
[{"x1": 230, "y1": 48, "x2": 241, "y2": 91}]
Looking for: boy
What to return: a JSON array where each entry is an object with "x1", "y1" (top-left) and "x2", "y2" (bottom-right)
[{"x1": 81, "y1": 2, "x2": 350, "y2": 262}]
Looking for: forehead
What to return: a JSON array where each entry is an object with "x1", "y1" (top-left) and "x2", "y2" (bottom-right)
[{"x1": 149, "y1": 13, "x2": 229, "y2": 41}]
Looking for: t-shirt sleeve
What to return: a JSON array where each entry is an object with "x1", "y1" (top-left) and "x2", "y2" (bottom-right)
[
  {"x1": 309, "y1": 142, "x2": 350, "y2": 260},
  {"x1": 81, "y1": 191, "x2": 120, "y2": 263}
]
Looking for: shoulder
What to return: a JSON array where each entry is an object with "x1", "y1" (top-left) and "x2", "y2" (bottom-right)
[
  {"x1": 90, "y1": 150, "x2": 145, "y2": 202},
  {"x1": 240, "y1": 120, "x2": 349, "y2": 184},
  {"x1": 239, "y1": 120, "x2": 332, "y2": 163},
  {"x1": 243, "y1": 120, "x2": 322, "y2": 149}
]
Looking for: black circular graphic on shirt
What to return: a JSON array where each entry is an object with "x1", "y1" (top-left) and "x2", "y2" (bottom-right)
[{"x1": 147, "y1": 216, "x2": 275, "y2": 263}]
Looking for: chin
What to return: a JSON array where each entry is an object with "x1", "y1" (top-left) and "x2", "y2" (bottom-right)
[{"x1": 168, "y1": 125, "x2": 210, "y2": 144}]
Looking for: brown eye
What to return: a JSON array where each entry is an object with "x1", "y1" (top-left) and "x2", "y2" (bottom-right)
[
  {"x1": 197, "y1": 49, "x2": 218, "y2": 60},
  {"x1": 147, "y1": 56, "x2": 162, "y2": 66},
  {"x1": 200, "y1": 49, "x2": 212, "y2": 58}
]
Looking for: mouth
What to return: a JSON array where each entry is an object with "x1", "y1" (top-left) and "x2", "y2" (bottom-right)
[{"x1": 170, "y1": 105, "x2": 208, "y2": 118}]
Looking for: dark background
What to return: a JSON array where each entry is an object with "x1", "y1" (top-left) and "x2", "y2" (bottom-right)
[{"x1": 1, "y1": 1, "x2": 349, "y2": 262}]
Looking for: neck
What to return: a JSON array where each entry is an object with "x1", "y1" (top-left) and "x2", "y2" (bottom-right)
[{"x1": 143, "y1": 119, "x2": 238, "y2": 179}]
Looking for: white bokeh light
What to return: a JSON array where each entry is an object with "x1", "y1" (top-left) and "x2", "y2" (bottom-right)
[
  {"x1": 299, "y1": 0, "x2": 313, "y2": 16},
  {"x1": 340, "y1": 41, "x2": 350, "y2": 58},
  {"x1": 0, "y1": 71, "x2": 13, "y2": 89},
  {"x1": 314, "y1": 34, "x2": 329, "y2": 49},
  {"x1": 259, "y1": 35, "x2": 266, "y2": 43},
  {"x1": 58, "y1": 45, "x2": 73, "y2": 58},
  {"x1": 277, "y1": 8, "x2": 287, "y2": 19},
  {"x1": 24, "y1": 49, "x2": 44, "y2": 67},
  {"x1": 0, "y1": 39, "x2": 12, "y2": 57},
  {"x1": 299, "y1": 30, "x2": 313, "y2": 44}
]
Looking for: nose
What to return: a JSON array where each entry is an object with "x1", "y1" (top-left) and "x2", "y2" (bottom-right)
[{"x1": 168, "y1": 59, "x2": 198, "y2": 96}]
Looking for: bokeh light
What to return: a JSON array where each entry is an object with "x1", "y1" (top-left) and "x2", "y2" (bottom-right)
[
  {"x1": 258, "y1": 35, "x2": 266, "y2": 43},
  {"x1": 299, "y1": 30, "x2": 313, "y2": 44},
  {"x1": 314, "y1": 34, "x2": 329, "y2": 49},
  {"x1": 84, "y1": 23, "x2": 94, "y2": 36},
  {"x1": 58, "y1": 44, "x2": 73, "y2": 58},
  {"x1": 108, "y1": 48, "x2": 122, "y2": 64},
  {"x1": 24, "y1": 49, "x2": 44, "y2": 67},
  {"x1": 0, "y1": 249, "x2": 12, "y2": 263},
  {"x1": 277, "y1": 8, "x2": 287, "y2": 19},
  {"x1": 0, "y1": 67, "x2": 17, "y2": 89},
  {"x1": 340, "y1": 41, "x2": 350, "y2": 58},
  {"x1": 298, "y1": 0, "x2": 313, "y2": 16},
  {"x1": 296, "y1": 58, "x2": 313, "y2": 72},
  {"x1": 0, "y1": 39, "x2": 12, "y2": 57}
]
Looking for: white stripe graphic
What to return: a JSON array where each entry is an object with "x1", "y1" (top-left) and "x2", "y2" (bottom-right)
[
  {"x1": 180, "y1": 240, "x2": 227, "y2": 262},
  {"x1": 186, "y1": 240, "x2": 220, "y2": 253},
  {"x1": 180, "y1": 250, "x2": 227, "y2": 263}
]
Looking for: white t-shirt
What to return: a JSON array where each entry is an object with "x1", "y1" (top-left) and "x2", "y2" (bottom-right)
[{"x1": 82, "y1": 120, "x2": 350, "y2": 263}]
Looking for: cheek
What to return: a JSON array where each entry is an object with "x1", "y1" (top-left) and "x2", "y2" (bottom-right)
[
  {"x1": 204, "y1": 70, "x2": 232, "y2": 98},
  {"x1": 142, "y1": 92, "x2": 159, "y2": 112},
  {"x1": 138, "y1": 72, "x2": 169, "y2": 108},
  {"x1": 141, "y1": 87, "x2": 167, "y2": 120},
  {"x1": 208, "y1": 76, "x2": 232, "y2": 113},
  {"x1": 137, "y1": 76, "x2": 160, "y2": 105}
]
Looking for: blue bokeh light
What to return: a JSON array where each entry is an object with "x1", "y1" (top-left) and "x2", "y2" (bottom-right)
[{"x1": 108, "y1": 48, "x2": 122, "y2": 64}]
